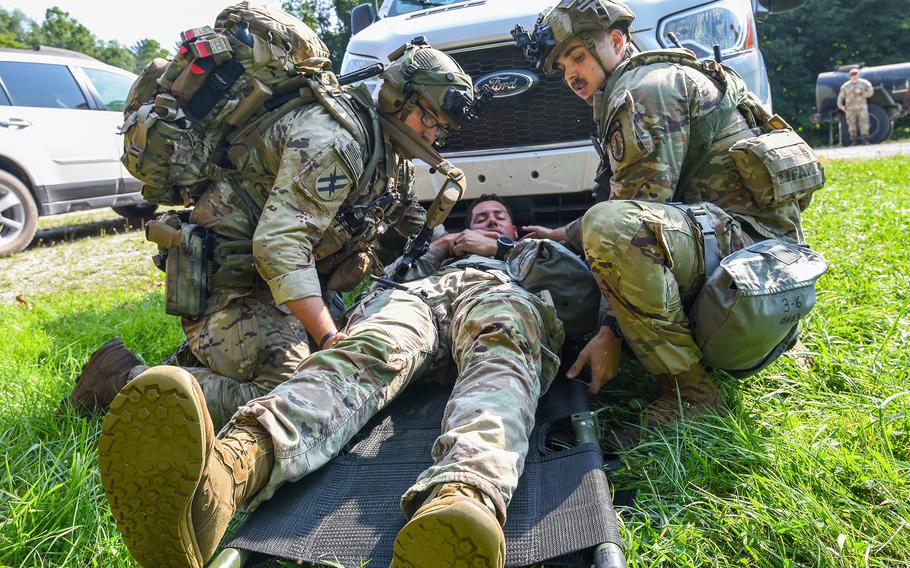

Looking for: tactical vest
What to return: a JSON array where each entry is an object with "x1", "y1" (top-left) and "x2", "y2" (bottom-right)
[
  {"x1": 596, "y1": 49, "x2": 823, "y2": 209},
  {"x1": 211, "y1": 83, "x2": 416, "y2": 294}
]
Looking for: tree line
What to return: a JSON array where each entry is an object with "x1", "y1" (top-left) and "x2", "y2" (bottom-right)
[
  {"x1": 758, "y1": 0, "x2": 910, "y2": 143},
  {"x1": 0, "y1": 7, "x2": 170, "y2": 74},
  {"x1": 3, "y1": 1, "x2": 908, "y2": 144}
]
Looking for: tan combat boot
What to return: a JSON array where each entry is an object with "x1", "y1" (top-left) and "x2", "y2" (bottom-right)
[
  {"x1": 609, "y1": 361, "x2": 720, "y2": 450},
  {"x1": 392, "y1": 482, "x2": 505, "y2": 568},
  {"x1": 98, "y1": 365, "x2": 273, "y2": 568},
  {"x1": 67, "y1": 338, "x2": 141, "y2": 415}
]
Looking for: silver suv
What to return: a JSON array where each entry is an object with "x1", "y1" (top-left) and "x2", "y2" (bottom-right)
[
  {"x1": 342, "y1": 0, "x2": 804, "y2": 225},
  {"x1": 0, "y1": 46, "x2": 154, "y2": 256}
]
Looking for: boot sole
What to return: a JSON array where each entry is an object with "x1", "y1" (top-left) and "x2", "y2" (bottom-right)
[
  {"x1": 392, "y1": 501, "x2": 505, "y2": 568},
  {"x1": 98, "y1": 366, "x2": 207, "y2": 568}
]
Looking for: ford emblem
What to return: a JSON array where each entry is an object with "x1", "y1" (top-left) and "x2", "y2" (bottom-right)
[{"x1": 474, "y1": 70, "x2": 538, "y2": 98}]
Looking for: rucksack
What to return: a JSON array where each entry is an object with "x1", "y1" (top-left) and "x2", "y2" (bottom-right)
[{"x1": 120, "y1": 2, "x2": 335, "y2": 206}]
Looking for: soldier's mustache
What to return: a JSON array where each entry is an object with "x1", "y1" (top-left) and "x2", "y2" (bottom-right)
[{"x1": 570, "y1": 79, "x2": 586, "y2": 92}]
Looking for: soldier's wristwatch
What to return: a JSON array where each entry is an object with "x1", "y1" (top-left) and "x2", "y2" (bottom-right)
[{"x1": 494, "y1": 236, "x2": 514, "y2": 260}]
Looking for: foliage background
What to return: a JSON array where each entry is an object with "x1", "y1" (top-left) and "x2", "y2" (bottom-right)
[
  {"x1": 2, "y1": 0, "x2": 910, "y2": 137},
  {"x1": 757, "y1": 0, "x2": 910, "y2": 144}
]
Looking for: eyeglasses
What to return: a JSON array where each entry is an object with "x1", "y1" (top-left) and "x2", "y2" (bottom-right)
[{"x1": 415, "y1": 100, "x2": 451, "y2": 145}]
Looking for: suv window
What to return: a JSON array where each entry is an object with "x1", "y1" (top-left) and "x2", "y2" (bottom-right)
[
  {"x1": 83, "y1": 68, "x2": 133, "y2": 111},
  {"x1": 0, "y1": 61, "x2": 89, "y2": 109}
]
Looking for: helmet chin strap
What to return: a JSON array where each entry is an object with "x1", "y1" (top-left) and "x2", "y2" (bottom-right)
[{"x1": 580, "y1": 32, "x2": 611, "y2": 80}]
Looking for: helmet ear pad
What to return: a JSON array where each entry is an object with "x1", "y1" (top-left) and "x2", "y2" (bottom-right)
[{"x1": 377, "y1": 81, "x2": 407, "y2": 115}]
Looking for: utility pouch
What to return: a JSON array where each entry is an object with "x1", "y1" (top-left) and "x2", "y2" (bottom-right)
[
  {"x1": 729, "y1": 129, "x2": 825, "y2": 208},
  {"x1": 690, "y1": 239, "x2": 828, "y2": 378},
  {"x1": 506, "y1": 239, "x2": 601, "y2": 337},
  {"x1": 163, "y1": 223, "x2": 211, "y2": 318}
]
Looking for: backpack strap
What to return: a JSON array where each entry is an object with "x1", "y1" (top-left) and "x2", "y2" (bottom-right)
[{"x1": 667, "y1": 203, "x2": 722, "y2": 277}]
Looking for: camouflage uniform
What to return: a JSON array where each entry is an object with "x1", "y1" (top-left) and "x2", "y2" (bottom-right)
[
  {"x1": 148, "y1": 87, "x2": 424, "y2": 428},
  {"x1": 838, "y1": 77, "x2": 874, "y2": 141},
  {"x1": 233, "y1": 246, "x2": 565, "y2": 521},
  {"x1": 569, "y1": 52, "x2": 807, "y2": 376}
]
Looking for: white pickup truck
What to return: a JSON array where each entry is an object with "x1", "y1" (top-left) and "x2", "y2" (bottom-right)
[{"x1": 341, "y1": 0, "x2": 804, "y2": 225}]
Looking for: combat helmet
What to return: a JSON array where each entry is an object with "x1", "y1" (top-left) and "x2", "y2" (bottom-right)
[
  {"x1": 378, "y1": 37, "x2": 491, "y2": 135},
  {"x1": 512, "y1": 0, "x2": 635, "y2": 75}
]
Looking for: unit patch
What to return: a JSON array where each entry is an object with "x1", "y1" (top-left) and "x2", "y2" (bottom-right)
[
  {"x1": 316, "y1": 163, "x2": 351, "y2": 197},
  {"x1": 608, "y1": 122, "x2": 625, "y2": 162}
]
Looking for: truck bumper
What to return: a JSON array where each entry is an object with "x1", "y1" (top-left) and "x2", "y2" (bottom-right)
[{"x1": 413, "y1": 142, "x2": 601, "y2": 201}]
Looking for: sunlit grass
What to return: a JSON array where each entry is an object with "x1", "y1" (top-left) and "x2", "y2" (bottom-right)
[{"x1": 1, "y1": 157, "x2": 908, "y2": 566}]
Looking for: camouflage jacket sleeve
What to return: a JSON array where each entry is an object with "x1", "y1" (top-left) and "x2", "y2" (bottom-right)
[
  {"x1": 564, "y1": 217, "x2": 584, "y2": 252},
  {"x1": 602, "y1": 65, "x2": 715, "y2": 202},
  {"x1": 837, "y1": 83, "x2": 847, "y2": 108},
  {"x1": 860, "y1": 79, "x2": 875, "y2": 99},
  {"x1": 253, "y1": 109, "x2": 364, "y2": 305}
]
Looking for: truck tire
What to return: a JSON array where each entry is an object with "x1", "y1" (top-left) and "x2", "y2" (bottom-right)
[
  {"x1": 840, "y1": 104, "x2": 893, "y2": 145},
  {"x1": 0, "y1": 169, "x2": 38, "y2": 257},
  {"x1": 112, "y1": 202, "x2": 158, "y2": 223},
  {"x1": 867, "y1": 104, "x2": 893, "y2": 144}
]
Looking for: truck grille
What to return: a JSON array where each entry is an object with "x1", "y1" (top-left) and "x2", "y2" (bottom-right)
[{"x1": 444, "y1": 44, "x2": 594, "y2": 153}]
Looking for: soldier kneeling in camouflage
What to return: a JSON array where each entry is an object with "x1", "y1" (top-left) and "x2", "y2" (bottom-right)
[
  {"x1": 98, "y1": 194, "x2": 570, "y2": 568},
  {"x1": 68, "y1": 34, "x2": 483, "y2": 429},
  {"x1": 514, "y1": 0, "x2": 822, "y2": 447}
]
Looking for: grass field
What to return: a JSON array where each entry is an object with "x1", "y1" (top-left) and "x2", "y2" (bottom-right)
[{"x1": 1, "y1": 157, "x2": 909, "y2": 567}]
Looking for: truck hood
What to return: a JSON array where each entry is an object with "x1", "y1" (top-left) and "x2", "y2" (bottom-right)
[{"x1": 347, "y1": 0, "x2": 667, "y2": 61}]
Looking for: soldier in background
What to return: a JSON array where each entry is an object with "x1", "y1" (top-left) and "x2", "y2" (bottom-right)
[
  {"x1": 514, "y1": 0, "x2": 819, "y2": 447},
  {"x1": 97, "y1": 194, "x2": 567, "y2": 568},
  {"x1": 67, "y1": 39, "x2": 482, "y2": 429},
  {"x1": 838, "y1": 67, "x2": 874, "y2": 144}
]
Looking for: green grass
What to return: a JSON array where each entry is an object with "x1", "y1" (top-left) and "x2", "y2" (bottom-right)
[{"x1": 2, "y1": 157, "x2": 909, "y2": 567}]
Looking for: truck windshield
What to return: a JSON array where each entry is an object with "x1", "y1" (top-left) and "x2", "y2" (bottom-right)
[{"x1": 387, "y1": 0, "x2": 468, "y2": 17}]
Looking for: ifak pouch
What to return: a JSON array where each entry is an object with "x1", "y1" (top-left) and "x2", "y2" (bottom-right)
[
  {"x1": 690, "y1": 239, "x2": 828, "y2": 378},
  {"x1": 162, "y1": 223, "x2": 211, "y2": 318},
  {"x1": 729, "y1": 128, "x2": 825, "y2": 209}
]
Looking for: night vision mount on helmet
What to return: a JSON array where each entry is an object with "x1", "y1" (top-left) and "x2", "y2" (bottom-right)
[{"x1": 511, "y1": 0, "x2": 635, "y2": 75}]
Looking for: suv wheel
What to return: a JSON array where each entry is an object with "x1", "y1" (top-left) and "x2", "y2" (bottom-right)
[
  {"x1": 112, "y1": 202, "x2": 159, "y2": 223},
  {"x1": 0, "y1": 170, "x2": 38, "y2": 257}
]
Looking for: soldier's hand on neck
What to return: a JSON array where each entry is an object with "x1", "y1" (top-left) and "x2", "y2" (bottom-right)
[
  {"x1": 429, "y1": 232, "x2": 460, "y2": 256},
  {"x1": 451, "y1": 229, "x2": 500, "y2": 257}
]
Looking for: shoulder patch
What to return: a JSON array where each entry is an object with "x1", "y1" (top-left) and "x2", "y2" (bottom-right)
[
  {"x1": 608, "y1": 122, "x2": 625, "y2": 162},
  {"x1": 292, "y1": 142, "x2": 358, "y2": 210},
  {"x1": 314, "y1": 161, "x2": 352, "y2": 198},
  {"x1": 335, "y1": 136, "x2": 364, "y2": 182},
  {"x1": 602, "y1": 89, "x2": 654, "y2": 173}
]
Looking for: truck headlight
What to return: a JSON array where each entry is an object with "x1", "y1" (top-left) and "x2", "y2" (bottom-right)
[
  {"x1": 340, "y1": 53, "x2": 383, "y2": 94},
  {"x1": 657, "y1": 0, "x2": 755, "y2": 60}
]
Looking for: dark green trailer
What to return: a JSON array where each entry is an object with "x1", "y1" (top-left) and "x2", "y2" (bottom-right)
[{"x1": 812, "y1": 62, "x2": 910, "y2": 145}]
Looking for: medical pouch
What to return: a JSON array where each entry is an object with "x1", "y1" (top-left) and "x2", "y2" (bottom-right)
[
  {"x1": 690, "y1": 239, "x2": 828, "y2": 378},
  {"x1": 506, "y1": 239, "x2": 601, "y2": 337},
  {"x1": 729, "y1": 129, "x2": 825, "y2": 208},
  {"x1": 164, "y1": 223, "x2": 211, "y2": 318}
]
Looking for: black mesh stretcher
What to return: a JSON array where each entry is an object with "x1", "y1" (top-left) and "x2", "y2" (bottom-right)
[{"x1": 210, "y1": 376, "x2": 627, "y2": 568}]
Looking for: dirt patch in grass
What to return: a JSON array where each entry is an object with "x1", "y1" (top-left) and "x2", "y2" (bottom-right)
[{"x1": 0, "y1": 230, "x2": 163, "y2": 305}]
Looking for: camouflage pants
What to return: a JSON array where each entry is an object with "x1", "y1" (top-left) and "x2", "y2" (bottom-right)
[
  {"x1": 845, "y1": 105, "x2": 870, "y2": 140},
  {"x1": 131, "y1": 286, "x2": 311, "y2": 429},
  {"x1": 232, "y1": 267, "x2": 564, "y2": 522},
  {"x1": 581, "y1": 200, "x2": 747, "y2": 376}
]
